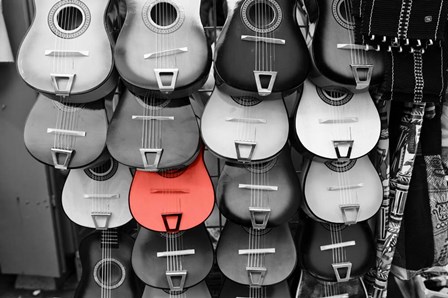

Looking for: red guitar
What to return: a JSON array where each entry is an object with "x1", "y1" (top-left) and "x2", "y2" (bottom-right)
[{"x1": 129, "y1": 147, "x2": 214, "y2": 232}]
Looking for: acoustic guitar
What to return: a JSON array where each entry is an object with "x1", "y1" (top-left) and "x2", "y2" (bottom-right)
[
  {"x1": 17, "y1": 0, "x2": 118, "y2": 103},
  {"x1": 106, "y1": 89, "x2": 200, "y2": 171},
  {"x1": 214, "y1": 0, "x2": 310, "y2": 97},
  {"x1": 295, "y1": 269, "x2": 368, "y2": 298},
  {"x1": 114, "y1": 0, "x2": 211, "y2": 98},
  {"x1": 297, "y1": 216, "x2": 375, "y2": 283},
  {"x1": 220, "y1": 279, "x2": 291, "y2": 298},
  {"x1": 132, "y1": 224, "x2": 214, "y2": 291},
  {"x1": 24, "y1": 93, "x2": 108, "y2": 170},
  {"x1": 201, "y1": 86, "x2": 288, "y2": 163},
  {"x1": 62, "y1": 155, "x2": 133, "y2": 229},
  {"x1": 294, "y1": 79, "x2": 380, "y2": 160},
  {"x1": 300, "y1": 155, "x2": 382, "y2": 224},
  {"x1": 307, "y1": 0, "x2": 384, "y2": 92},
  {"x1": 75, "y1": 229, "x2": 142, "y2": 298},
  {"x1": 217, "y1": 221, "x2": 296, "y2": 287},
  {"x1": 217, "y1": 145, "x2": 300, "y2": 229},
  {"x1": 142, "y1": 281, "x2": 211, "y2": 298},
  {"x1": 129, "y1": 147, "x2": 214, "y2": 232}
]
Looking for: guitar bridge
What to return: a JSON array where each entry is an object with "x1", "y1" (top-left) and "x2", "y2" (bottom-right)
[{"x1": 50, "y1": 148, "x2": 73, "y2": 169}]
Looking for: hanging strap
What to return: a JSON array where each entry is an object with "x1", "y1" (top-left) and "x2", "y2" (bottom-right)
[{"x1": 370, "y1": 101, "x2": 426, "y2": 298}]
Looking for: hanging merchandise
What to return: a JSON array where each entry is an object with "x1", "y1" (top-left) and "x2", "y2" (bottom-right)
[
  {"x1": 107, "y1": 89, "x2": 201, "y2": 171},
  {"x1": 216, "y1": 221, "x2": 297, "y2": 287},
  {"x1": 0, "y1": 0, "x2": 13, "y2": 62},
  {"x1": 294, "y1": 79, "x2": 381, "y2": 160},
  {"x1": 214, "y1": 0, "x2": 310, "y2": 97},
  {"x1": 23, "y1": 94, "x2": 108, "y2": 170},
  {"x1": 61, "y1": 154, "x2": 133, "y2": 229},
  {"x1": 114, "y1": 0, "x2": 212, "y2": 97},
  {"x1": 132, "y1": 224, "x2": 214, "y2": 291},
  {"x1": 216, "y1": 145, "x2": 300, "y2": 228},
  {"x1": 353, "y1": 0, "x2": 448, "y2": 50},
  {"x1": 129, "y1": 147, "x2": 214, "y2": 232},
  {"x1": 75, "y1": 229, "x2": 143, "y2": 298},
  {"x1": 201, "y1": 86, "x2": 288, "y2": 163},
  {"x1": 17, "y1": 0, "x2": 118, "y2": 103}
]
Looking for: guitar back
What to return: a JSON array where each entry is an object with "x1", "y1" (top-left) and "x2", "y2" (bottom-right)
[
  {"x1": 220, "y1": 279, "x2": 291, "y2": 298},
  {"x1": 24, "y1": 94, "x2": 108, "y2": 169},
  {"x1": 17, "y1": 0, "x2": 117, "y2": 103},
  {"x1": 295, "y1": 269, "x2": 368, "y2": 298},
  {"x1": 201, "y1": 87, "x2": 289, "y2": 163},
  {"x1": 75, "y1": 230, "x2": 142, "y2": 298},
  {"x1": 129, "y1": 149, "x2": 214, "y2": 232},
  {"x1": 216, "y1": 222, "x2": 297, "y2": 286},
  {"x1": 114, "y1": 0, "x2": 211, "y2": 97},
  {"x1": 215, "y1": 0, "x2": 310, "y2": 96},
  {"x1": 309, "y1": 0, "x2": 384, "y2": 92},
  {"x1": 217, "y1": 145, "x2": 300, "y2": 228},
  {"x1": 297, "y1": 217, "x2": 375, "y2": 282},
  {"x1": 300, "y1": 156, "x2": 382, "y2": 224},
  {"x1": 142, "y1": 281, "x2": 211, "y2": 298},
  {"x1": 107, "y1": 89, "x2": 201, "y2": 170},
  {"x1": 132, "y1": 224, "x2": 213, "y2": 290},
  {"x1": 62, "y1": 157, "x2": 133, "y2": 229},
  {"x1": 294, "y1": 79, "x2": 380, "y2": 160}
]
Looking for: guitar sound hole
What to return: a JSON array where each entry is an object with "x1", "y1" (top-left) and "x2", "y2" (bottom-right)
[
  {"x1": 150, "y1": 2, "x2": 178, "y2": 27},
  {"x1": 56, "y1": 5, "x2": 84, "y2": 32},
  {"x1": 158, "y1": 168, "x2": 186, "y2": 178},
  {"x1": 84, "y1": 158, "x2": 119, "y2": 181},
  {"x1": 231, "y1": 96, "x2": 261, "y2": 107},
  {"x1": 332, "y1": 0, "x2": 355, "y2": 30},
  {"x1": 316, "y1": 87, "x2": 353, "y2": 106},
  {"x1": 94, "y1": 258, "x2": 126, "y2": 289},
  {"x1": 247, "y1": 1, "x2": 276, "y2": 29}
]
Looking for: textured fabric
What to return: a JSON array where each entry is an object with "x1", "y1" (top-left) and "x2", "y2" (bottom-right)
[
  {"x1": 354, "y1": 0, "x2": 448, "y2": 48},
  {"x1": 377, "y1": 46, "x2": 447, "y2": 104}
]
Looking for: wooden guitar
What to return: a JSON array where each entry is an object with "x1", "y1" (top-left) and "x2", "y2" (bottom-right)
[
  {"x1": 220, "y1": 279, "x2": 291, "y2": 298},
  {"x1": 129, "y1": 148, "x2": 214, "y2": 232},
  {"x1": 201, "y1": 86, "x2": 288, "y2": 163},
  {"x1": 214, "y1": 0, "x2": 310, "y2": 97},
  {"x1": 142, "y1": 281, "x2": 211, "y2": 298},
  {"x1": 114, "y1": 0, "x2": 211, "y2": 98},
  {"x1": 295, "y1": 269, "x2": 368, "y2": 298},
  {"x1": 106, "y1": 89, "x2": 200, "y2": 171},
  {"x1": 17, "y1": 0, "x2": 118, "y2": 103},
  {"x1": 132, "y1": 224, "x2": 214, "y2": 291},
  {"x1": 300, "y1": 155, "x2": 382, "y2": 224},
  {"x1": 75, "y1": 229, "x2": 142, "y2": 298},
  {"x1": 24, "y1": 93, "x2": 108, "y2": 169},
  {"x1": 297, "y1": 216, "x2": 375, "y2": 283},
  {"x1": 307, "y1": 0, "x2": 384, "y2": 92},
  {"x1": 62, "y1": 155, "x2": 133, "y2": 229},
  {"x1": 294, "y1": 79, "x2": 380, "y2": 160},
  {"x1": 216, "y1": 221, "x2": 297, "y2": 287},
  {"x1": 217, "y1": 145, "x2": 300, "y2": 229}
]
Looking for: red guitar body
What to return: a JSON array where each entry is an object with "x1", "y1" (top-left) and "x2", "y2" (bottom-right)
[{"x1": 129, "y1": 148, "x2": 214, "y2": 232}]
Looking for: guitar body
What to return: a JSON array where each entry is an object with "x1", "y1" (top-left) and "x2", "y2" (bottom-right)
[
  {"x1": 216, "y1": 222, "x2": 296, "y2": 286},
  {"x1": 220, "y1": 279, "x2": 291, "y2": 298},
  {"x1": 62, "y1": 157, "x2": 133, "y2": 229},
  {"x1": 295, "y1": 269, "x2": 368, "y2": 298},
  {"x1": 309, "y1": 0, "x2": 384, "y2": 92},
  {"x1": 297, "y1": 217, "x2": 375, "y2": 282},
  {"x1": 201, "y1": 86, "x2": 288, "y2": 163},
  {"x1": 300, "y1": 156, "x2": 382, "y2": 224},
  {"x1": 107, "y1": 89, "x2": 200, "y2": 170},
  {"x1": 142, "y1": 281, "x2": 211, "y2": 298},
  {"x1": 24, "y1": 94, "x2": 108, "y2": 169},
  {"x1": 214, "y1": 0, "x2": 310, "y2": 96},
  {"x1": 294, "y1": 79, "x2": 380, "y2": 160},
  {"x1": 132, "y1": 224, "x2": 213, "y2": 290},
  {"x1": 114, "y1": 0, "x2": 211, "y2": 97},
  {"x1": 129, "y1": 149, "x2": 214, "y2": 232},
  {"x1": 17, "y1": 0, "x2": 118, "y2": 103},
  {"x1": 217, "y1": 146, "x2": 300, "y2": 228},
  {"x1": 75, "y1": 230, "x2": 142, "y2": 298}
]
